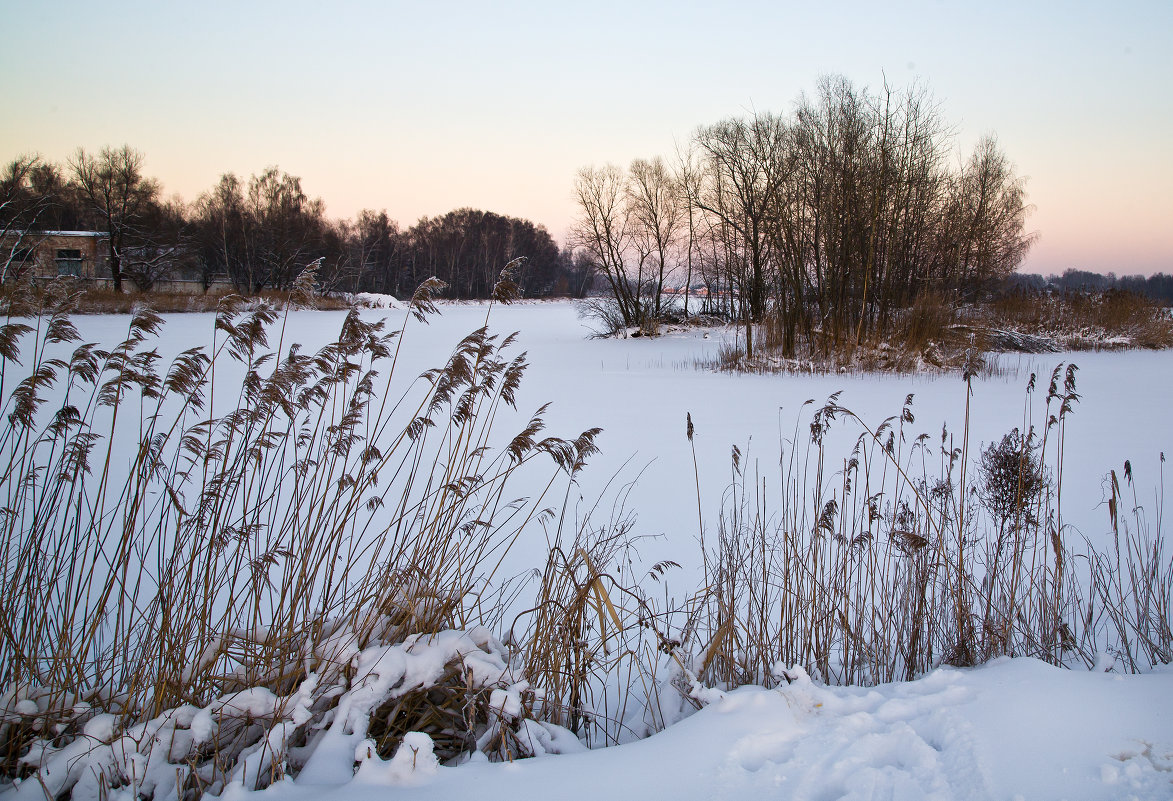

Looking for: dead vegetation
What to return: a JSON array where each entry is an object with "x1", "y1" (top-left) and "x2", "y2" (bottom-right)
[
  {"x1": 0, "y1": 269, "x2": 616, "y2": 793},
  {"x1": 986, "y1": 288, "x2": 1173, "y2": 350},
  {"x1": 0, "y1": 281, "x2": 355, "y2": 315},
  {"x1": 661, "y1": 367, "x2": 1170, "y2": 691}
]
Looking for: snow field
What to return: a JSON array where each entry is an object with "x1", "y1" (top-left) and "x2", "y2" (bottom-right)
[
  {"x1": 226, "y1": 658, "x2": 1173, "y2": 801},
  {"x1": 36, "y1": 300, "x2": 1167, "y2": 567}
]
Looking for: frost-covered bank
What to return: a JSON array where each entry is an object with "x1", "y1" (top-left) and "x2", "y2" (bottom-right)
[{"x1": 13, "y1": 657, "x2": 1169, "y2": 801}]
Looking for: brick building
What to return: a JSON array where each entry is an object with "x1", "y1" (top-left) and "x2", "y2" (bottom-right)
[{"x1": 1, "y1": 231, "x2": 111, "y2": 283}]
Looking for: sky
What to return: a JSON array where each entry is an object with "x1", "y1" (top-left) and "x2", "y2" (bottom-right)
[{"x1": 1, "y1": 0, "x2": 1170, "y2": 277}]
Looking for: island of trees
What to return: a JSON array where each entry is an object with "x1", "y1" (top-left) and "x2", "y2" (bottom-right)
[
  {"x1": 569, "y1": 76, "x2": 1171, "y2": 360},
  {"x1": 571, "y1": 77, "x2": 1037, "y2": 354}
]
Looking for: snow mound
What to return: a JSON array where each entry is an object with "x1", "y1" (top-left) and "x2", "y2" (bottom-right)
[
  {"x1": 347, "y1": 293, "x2": 403, "y2": 309},
  {"x1": 4, "y1": 628, "x2": 540, "y2": 801},
  {"x1": 239, "y1": 658, "x2": 1173, "y2": 801}
]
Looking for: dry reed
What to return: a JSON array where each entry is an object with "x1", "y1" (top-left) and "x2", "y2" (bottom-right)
[{"x1": 0, "y1": 269, "x2": 607, "y2": 791}]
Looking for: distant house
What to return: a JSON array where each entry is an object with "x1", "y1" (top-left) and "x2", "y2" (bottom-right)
[
  {"x1": 1, "y1": 231, "x2": 112, "y2": 283},
  {"x1": 2, "y1": 231, "x2": 236, "y2": 294}
]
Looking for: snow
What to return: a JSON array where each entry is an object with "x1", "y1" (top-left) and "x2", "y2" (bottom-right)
[
  {"x1": 345, "y1": 293, "x2": 403, "y2": 310},
  {"x1": 352, "y1": 732, "x2": 439, "y2": 786},
  {"x1": 389, "y1": 303, "x2": 1165, "y2": 593},
  {"x1": 207, "y1": 658, "x2": 1170, "y2": 801},
  {"x1": 30, "y1": 300, "x2": 1168, "y2": 565},
  {"x1": 6, "y1": 628, "x2": 528, "y2": 800},
  {"x1": 6, "y1": 299, "x2": 1172, "y2": 801},
  {"x1": 489, "y1": 681, "x2": 531, "y2": 719},
  {"x1": 296, "y1": 629, "x2": 516, "y2": 787}
]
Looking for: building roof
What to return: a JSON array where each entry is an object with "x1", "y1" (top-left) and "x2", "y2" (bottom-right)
[
  {"x1": 36, "y1": 231, "x2": 109, "y2": 238},
  {"x1": 1, "y1": 230, "x2": 109, "y2": 238}
]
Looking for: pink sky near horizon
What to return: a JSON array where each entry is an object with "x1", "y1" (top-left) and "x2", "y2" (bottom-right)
[{"x1": 2, "y1": 0, "x2": 1170, "y2": 277}]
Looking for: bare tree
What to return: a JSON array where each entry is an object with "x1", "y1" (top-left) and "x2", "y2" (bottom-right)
[
  {"x1": 193, "y1": 173, "x2": 248, "y2": 291},
  {"x1": 784, "y1": 76, "x2": 953, "y2": 346},
  {"x1": 69, "y1": 146, "x2": 160, "y2": 292},
  {"x1": 693, "y1": 112, "x2": 791, "y2": 355},
  {"x1": 333, "y1": 209, "x2": 404, "y2": 294},
  {"x1": 948, "y1": 135, "x2": 1036, "y2": 294},
  {"x1": 571, "y1": 165, "x2": 641, "y2": 327},
  {"x1": 1, "y1": 155, "x2": 54, "y2": 282},
  {"x1": 673, "y1": 147, "x2": 707, "y2": 318},
  {"x1": 626, "y1": 157, "x2": 683, "y2": 317},
  {"x1": 242, "y1": 168, "x2": 325, "y2": 292},
  {"x1": 120, "y1": 195, "x2": 192, "y2": 291}
]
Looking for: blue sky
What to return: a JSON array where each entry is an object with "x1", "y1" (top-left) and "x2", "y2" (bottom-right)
[{"x1": 2, "y1": 0, "x2": 1170, "y2": 275}]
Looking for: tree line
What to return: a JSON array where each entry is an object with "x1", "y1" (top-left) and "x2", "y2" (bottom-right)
[
  {"x1": 571, "y1": 76, "x2": 1037, "y2": 355},
  {"x1": 1009, "y1": 269, "x2": 1173, "y2": 306},
  {"x1": 1, "y1": 147, "x2": 585, "y2": 298}
]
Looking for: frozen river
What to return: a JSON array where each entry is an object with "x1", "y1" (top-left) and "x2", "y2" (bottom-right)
[{"x1": 51, "y1": 299, "x2": 1172, "y2": 574}]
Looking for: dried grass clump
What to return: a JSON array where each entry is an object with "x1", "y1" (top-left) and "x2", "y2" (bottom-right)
[
  {"x1": 697, "y1": 286, "x2": 1172, "y2": 377},
  {"x1": 0, "y1": 625, "x2": 566, "y2": 798},
  {"x1": 899, "y1": 290, "x2": 958, "y2": 353},
  {"x1": 671, "y1": 363, "x2": 1169, "y2": 689},
  {"x1": 0, "y1": 277, "x2": 353, "y2": 315},
  {"x1": 0, "y1": 267, "x2": 612, "y2": 794},
  {"x1": 700, "y1": 291, "x2": 973, "y2": 376}
]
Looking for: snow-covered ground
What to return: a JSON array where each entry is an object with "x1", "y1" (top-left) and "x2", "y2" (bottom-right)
[
  {"x1": 242, "y1": 657, "x2": 1173, "y2": 801},
  {"x1": 13, "y1": 300, "x2": 1173, "y2": 801}
]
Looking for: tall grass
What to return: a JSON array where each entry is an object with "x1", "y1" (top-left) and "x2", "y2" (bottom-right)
[
  {"x1": 989, "y1": 288, "x2": 1173, "y2": 349},
  {"x1": 0, "y1": 283, "x2": 355, "y2": 315},
  {"x1": 665, "y1": 363, "x2": 1170, "y2": 690},
  {"x1": 0, "y1": 269, "x2": 611, "y2": 785},
  {"x1": 1087, "y1": 463, "x2": 1173, "y2": 669},
  {"x1": 704, "y1": 287, "x2": 1173, "y2": 375}
]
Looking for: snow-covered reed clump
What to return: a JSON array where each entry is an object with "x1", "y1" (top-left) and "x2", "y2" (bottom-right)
[{"x1": 0, "y1": 269, "x2": 617, "y2": 798}]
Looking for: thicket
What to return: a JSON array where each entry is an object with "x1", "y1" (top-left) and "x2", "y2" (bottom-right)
[
  {"x1": 1, "y1": 275, "x2": 1169, "y2": 800},
  {"x1": 696, "y1": 285, "x2": 1173, "y2": 376},
  {"x1": 984, "y1": 287, "x2": 1173, "y2": 350}
]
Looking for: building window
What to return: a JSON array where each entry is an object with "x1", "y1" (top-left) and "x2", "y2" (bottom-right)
[
  {"x1": 56, "y1": 249, "x2": 83, "y2": 277},
  {"x1": 3, "y1": 247, "x2": 35, "y2": 281}
]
